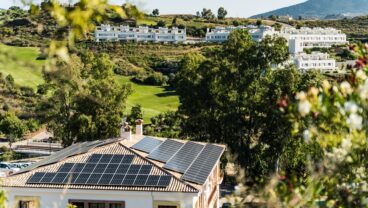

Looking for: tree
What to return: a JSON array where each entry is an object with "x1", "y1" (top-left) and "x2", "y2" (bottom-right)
[
  {"x1": 201, "y1": 8, "x2": 215, "y2": 20},
  {"x1": 256, "y1": 19, "x2": 263, "y2": 27},
  {"x1": 217, "y1": 7, "x2": 227, "y2": 19},
  {"x1": 42, "y1": 53, "x2": 132, "y2": 146},
  {"x1": 268, "y1": 15, "x2": 277, "y2": 21},
  {"x1": 258, "y1": 44, "x2": 368, "y2": 207},
  {"x1": 128, "y1": 104, "x2": 143, "y2": 124},
  {"x1": 0, "y1": 112, "x2": 28, "y2": 148},
  {"x1": 152, "y1": 8, "x2": 159, "y2": 16},
  {"x1": 172, "y1": 16, "x2": 177, "y2": 26},
  {"x1": 196, "y1": 11, "x2": 201, "y2": 18},
  {"x1": 175, "y1": 30, "x2": 322, "y2": 180},
  {"x1": 156, "y1": 20, "x2": 166, "y2": 27}
]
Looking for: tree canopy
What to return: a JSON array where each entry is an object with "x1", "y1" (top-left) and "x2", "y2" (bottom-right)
[
  {"x1": 41, "y1": 52, "x2": 132, "y2": 146},
  {"x1": 175, "y1": 30, "x2": 322, "y2": 180}
]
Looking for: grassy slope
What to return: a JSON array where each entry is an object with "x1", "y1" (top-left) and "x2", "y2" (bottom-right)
[
  {"x1": 0, "y1": 44, "x2": 179, "y2": 122},
  {"x1": 0, "y1": 44, "x2": 45, "y2": 89}
]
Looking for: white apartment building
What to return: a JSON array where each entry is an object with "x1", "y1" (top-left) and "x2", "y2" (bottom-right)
[
  {"x1": 205, "y1": 25, "x2": 278, "y2": 42},
  {"x1": 293, "y1": 52, "x2": 338, "y2": 74},
  {"x1": 95, "y1": 25, "x2": 186, "y2": 43},
  {"x1": 281, "y1": 27, "x2": 347, "y2": 54},
  {"x1": 205, "y1": 26, "x2": 246, "y2": 42}
]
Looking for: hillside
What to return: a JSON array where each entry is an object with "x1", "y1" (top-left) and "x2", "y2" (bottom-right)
[
  {"x1": 252, "y1": 0, "x2": 368, "y2": 19},
  {"x1": 0, "y1": 44, "x2": 179, "y2": 122},
  {"x1": 301, "y1": 16, "x2": 368, "y2": 41}
]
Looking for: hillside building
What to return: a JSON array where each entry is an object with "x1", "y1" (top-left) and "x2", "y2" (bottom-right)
[
  {"x1": 281, "y1": 27, "x2": 347, "y2": 54},
  {"x1": 95, "y1": 25, "x2": 187, "y2": 43},
  {"x1": 2, "y1": 122, "x2": 225, "y2": 208},
  {"x1": 293, "y1": 52, "x2": 338, "y2": 74},
  {"x1": 205, "y1": 25, "x2": 279, "y2": 42}
]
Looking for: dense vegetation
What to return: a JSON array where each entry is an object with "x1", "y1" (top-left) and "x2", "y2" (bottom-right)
[{"x1": 2, "y1": 2, "x2": 368, "y2": 207}]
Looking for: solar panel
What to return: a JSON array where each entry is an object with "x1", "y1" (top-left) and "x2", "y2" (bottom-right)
[
  {"x1": 26, "y1": 153, "x2": 171, "y2": 188},
  {"x1": 81, "y1": 164, "x2": 96, "y2": 173},
  {"x1": 99, "y1": 173, "x2": 114, "y2": 184},
  {"x1": 164, "y1": 141, "x2": 205, "y2": 173},
  {"x1": 158, "y1": 176, "x2": 172, "y2": 187},
  {"x1": 27, "y1": 172, "x2": 45, "y2": 183},
  {"x1": 127, "y1": 165, "x2": 141, "y2": 174},
  {"x1": 122, "y1": 155, "x2": 134, "y2": 164},
  {"x1": 135, "y1": 175, "x2": 149, "y2": 186},
  {"x1": 52, "y1": 172, "x2": 68, "y2": 183},
  {"x1": 87, "y1": 154, "x2": 102, "y2": 163},
  {"x1": 182, "y1": 144, "x2": 225, "y2": 184},
  {"x1": 74, "y1": 173, "x2": 90, "y2": 184},
  {"x1": 110, "y1": 174, "x2": 125, "y2": 185},
  {"x1": 131, "y1": 137, "x2": 163, "y2": 153},
  {"x1": 73, "y1": 163, "x2": 85, "y2": 172},
  {"x1": 86, "y1": 174, "x2": 102, "y2": 184},
  {"x1": 139, "y1": 165, "x2": 152, "y2": 174},
  {"x1": 99, "y1": 155, "x2": 113, "y2": 163},
  {"x1": 121, "y1": 174, "x2": 137, "y2": 186},
  {"x1": 110, "y1": 155, "x2": 125, "y2": 163},
  {"x1": 147, "y1": 139, "x2": 184, "y2": 162},
  {"x1": 40, "y1": 173, "x2": 56, "y2": 183},
  {"x1": 16, "y1": 139, "x2": 122, "y2": 175},
  {"x1": 145, "y1": 175, "x2": 160, "y2": 186},
  {"x1": 94, "y1": 164, "x2": 108, "y2": 173},
  {"x1": 116, "y1": 164, "x2": 130, "y2": 174},
  {"x1": 58, "y1": 163, "x2": 75, "y2": 173}
]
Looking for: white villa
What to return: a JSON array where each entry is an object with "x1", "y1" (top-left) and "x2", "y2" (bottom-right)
[
  {"x1": 281, "y1": 27, "x2": 347, "y2": 54},
  {"x1": 293, "y1": 52, "x2": 338, "y2": 74},
  {"x1": 205, "y1": 25, "x2": 278, "y2": 42},
  {"x1": 95, "y1": 25, "x2": 187, "y2": 43},
  {"x1": 2, "y1": 122, "x2": 225, "y2": 208}
]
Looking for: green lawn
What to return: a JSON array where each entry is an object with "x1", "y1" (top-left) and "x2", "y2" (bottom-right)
[
  {"x1": 0, "y1": 44, "x2": 45, "y2": 89},
  {"x1": 0, "y1": 44, "x2": 179, "y2": 122},
  {"x1": 116, "y1": 76, "x2": 179, "y2": 122}
]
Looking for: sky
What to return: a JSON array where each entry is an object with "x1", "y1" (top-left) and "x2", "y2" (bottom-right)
[{"x1": 0, "y1": 0, "x2": 306, "y2": 17}]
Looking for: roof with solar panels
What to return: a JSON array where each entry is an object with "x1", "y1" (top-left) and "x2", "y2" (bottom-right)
[{"x1": 1, "y1": 135, "x2": 225, "y2": 192}]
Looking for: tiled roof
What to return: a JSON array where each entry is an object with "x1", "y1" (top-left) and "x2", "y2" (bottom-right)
[{"x1": 1, "y1": 142, "x2": 199, "y2": 193}]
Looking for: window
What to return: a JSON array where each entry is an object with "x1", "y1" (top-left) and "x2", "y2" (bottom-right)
[
  {"x1": 89, "y1": 203, "x2": 105, "y2": 208},
  {"x1": 69, "y1": 200, "x2": 125, "y2": 208},
  {"x1": 19, "y1": 201, "x2": 32, "y2": 208},
  {"x1": 15, "y1": 196, "x2": 40, "y2": 208},
  {"x1": 154, "y1": 201, "x2": 180, "y2": 208},
  {"x1": 109, "y1": 204, "x2": 123, "y2": 208}
]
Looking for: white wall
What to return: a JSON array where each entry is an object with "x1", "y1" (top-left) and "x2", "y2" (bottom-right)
[{"x1": 4, "y1": 187, "x2": 198, "y2": 208}]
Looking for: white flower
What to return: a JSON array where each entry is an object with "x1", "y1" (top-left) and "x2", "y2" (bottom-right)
[
  {"x1": 359, "y1": 79, "x2": 368, "y2": 100},
  {"x1": 296, "y1": 91, "x2": 307, "y2": 101},
  {"x1": 344, "y1": 101, "x2": 359, "y2": 114},
  {"x1": 340, "y1": 81, "x2": 353, "y2": 95},
  {"x1": 346, "y1": 113, "x2": 363, "y2": 130},
  {"x1": 298, "y1": 100, "x2": 311, "y2": 117},
  {"x1": 302, "y1": 130, "x2": 311, "y2": 143},
  {"x1": 356, "y1": 70, "x2": 367, "y2": 80},
  {"x1": 341, "y1": 138, "x2": 352, "y2": 150}
]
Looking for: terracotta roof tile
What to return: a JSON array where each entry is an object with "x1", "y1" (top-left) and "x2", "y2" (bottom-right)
[{"x1": 2, "y1": 142, "x2": 198, "y2": 193}]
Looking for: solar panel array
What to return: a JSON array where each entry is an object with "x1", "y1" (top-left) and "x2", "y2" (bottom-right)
[
  {"x1": 27, "y1": 154, "x2": 172, "y2": 187},
  {"x1": 131, "y1": 137, "x2": 163, "y2": 153},
  {"x1": 182, "y1": 144, "x2": 225, "y2": 184},
  {"x1": 147, "y1": 139, "x2": 184, "y2": 162},
  {"x1": 163, "y1": 142, "x2": 205, "y2": 173},
  {"x1": 17, "y1": 139, "x2": 120, "y2": 175}
]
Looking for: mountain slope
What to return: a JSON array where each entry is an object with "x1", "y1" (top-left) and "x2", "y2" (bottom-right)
[{"x1": 252, "y1": 0, "x2": 368, "y2": 19}]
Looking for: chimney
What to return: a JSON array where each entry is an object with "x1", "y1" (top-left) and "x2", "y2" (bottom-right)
[
  {"x1": 120, "y1": 122, "x2": 132, "y2": 141},
  {"x1": 135, "y1": 119, "x2": 144, "y2": 136}
]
